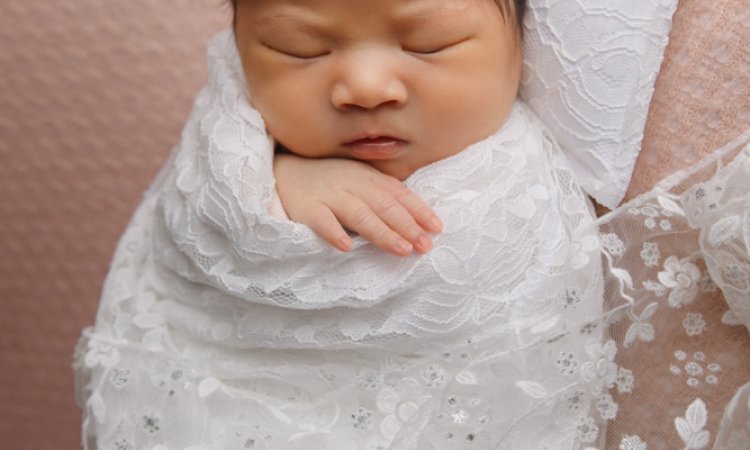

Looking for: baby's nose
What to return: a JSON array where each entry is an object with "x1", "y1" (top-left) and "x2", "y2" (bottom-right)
[{"x1": 330, "y1": 50, "x2": 407, "y2": 110}]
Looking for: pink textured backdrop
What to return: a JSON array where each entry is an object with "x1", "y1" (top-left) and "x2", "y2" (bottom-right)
[
  {"x1": 0, "y1": 0, "x2": 748, "y2": 449},
  {"x1": 0, "y1": 2, "x2": 229, "y2": 448}
]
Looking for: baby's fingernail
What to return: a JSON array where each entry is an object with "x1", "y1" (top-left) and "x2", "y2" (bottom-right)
[
  {"x1": 396, "y1": 238, "x2": 413, "y2": 254},
  {"x1": 429, "y1": 216, "x2": 443, "y2": 232},
  {"x1": 416, "y1": 234, "x2": 432, "y2": 252},
  {"x1": 337, "y1": 237, "x2": 352, "y2": 252}
]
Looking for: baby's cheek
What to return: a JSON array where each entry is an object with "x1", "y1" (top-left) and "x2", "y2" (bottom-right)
[{"x1": 254, "y1": 102, "x2": 332, "y2": 159}]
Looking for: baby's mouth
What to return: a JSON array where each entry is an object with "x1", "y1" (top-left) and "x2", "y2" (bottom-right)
[{"x1": 343, "y1": 135, "x2": 408, "y2": 160}]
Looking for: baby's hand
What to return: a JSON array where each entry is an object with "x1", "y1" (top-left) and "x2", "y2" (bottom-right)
[{"x1": 274, "y1": 154, "x2": 442, "y2": 256}]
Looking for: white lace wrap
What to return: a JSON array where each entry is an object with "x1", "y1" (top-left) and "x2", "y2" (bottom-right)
[
  {"x1": 141, "y1": 30, "x2": 599, "y2": 351},
  {"x1": 74, "y1": 31, "x2": 750, "y2": 450},
  {"x1": 521, "y1": 0, "x2": 678, "y2": 208},
  {"x1": 75, "y1": 31, "x2": 609, "y2": 449}
]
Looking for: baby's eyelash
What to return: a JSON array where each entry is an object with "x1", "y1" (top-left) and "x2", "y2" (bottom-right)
[
  {"x1": 403, "y1": 37, "x2": 470, "y2": 55},
  {"x1": 261, "y1": 42, "x2": 329, "y2": 60}
]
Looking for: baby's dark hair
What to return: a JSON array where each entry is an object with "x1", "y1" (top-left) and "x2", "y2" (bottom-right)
[{"x1": 229, "y1": 1, "x2": 526, "y2": 37}]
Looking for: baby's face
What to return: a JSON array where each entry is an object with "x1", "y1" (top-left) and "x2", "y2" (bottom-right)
[{"x1": 235, "y1": 0, "x2": 521, "y2": 180}]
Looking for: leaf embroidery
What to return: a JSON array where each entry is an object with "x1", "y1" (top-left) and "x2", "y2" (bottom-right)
[
  {"x1": 198, "y1": 377, "x2": 221, "y2": 398},
  {"x1": 611, "y1": 268, "x2": 634, "y2": 290},
  {"x1": 675, "y1": 398, "x2": 710, "y2": 449},
  {"x1": 624, "y1": 303, "x2": 657, "y2": 347},
  {"x1": 456, "y1": 370, "x2": 478, "y2": 385},
  {"x1": 516, "y1": 381, "x2": 548, "y2": 399},
  {"x1": 657, "y1": 195, "x2": 685, "y2": 216}
]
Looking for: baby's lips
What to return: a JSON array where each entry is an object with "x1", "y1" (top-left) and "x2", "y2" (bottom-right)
[{"x1": 343, "y1": 136, "x2": 407, "y2": 160}]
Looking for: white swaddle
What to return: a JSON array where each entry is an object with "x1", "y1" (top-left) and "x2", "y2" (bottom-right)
[
  {"x1": 74, "y1": 28, "x2": 750, "y2": 449},
  {"x1": 75, "y1": 30, "x2": 612, "y2": 449}
]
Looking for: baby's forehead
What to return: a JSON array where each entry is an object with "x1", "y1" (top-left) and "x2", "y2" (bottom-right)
[{"x1": 234, "y1": 0, "x2": 523, "y2": 40}]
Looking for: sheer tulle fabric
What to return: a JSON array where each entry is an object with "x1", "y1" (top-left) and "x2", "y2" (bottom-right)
[{"x1": 73, "y1": 31, "x2": 750, "y2": 449}]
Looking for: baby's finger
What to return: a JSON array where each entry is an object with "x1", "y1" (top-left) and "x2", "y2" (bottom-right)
[
  {"x1": 330, "y1": 195, "x2": 414, "y2": 257},
  {"x1": 375, "y1": 176, "x2": 443, "y2": 234},
  {"x1": 353, "y1": 185, "x2": 435, "y2": 253},
  {"x1": 296, "y1": 204, "x2": 353, "y2": 252},
  {"x1": 395, "y1": 187, "x2": 443, "y2": 235}
]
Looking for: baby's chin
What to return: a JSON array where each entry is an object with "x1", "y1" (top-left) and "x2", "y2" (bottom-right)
[{"x1": 365, "y1": 160, "x2": 416, "y2": 181}]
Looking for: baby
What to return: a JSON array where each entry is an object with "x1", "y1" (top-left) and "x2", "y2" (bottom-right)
[
  {"x1": 235, "y1": 0, "x2": 523, "y2": 255},
  {"x1": 75, "y1": 0, "x2": 612, "y2": 449}
]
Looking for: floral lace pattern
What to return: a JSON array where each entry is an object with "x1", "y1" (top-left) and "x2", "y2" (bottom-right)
[
  {"x1": 596, "y1": 129, "x2": 750, "y2": 449},
  {"x1": 72, "y1": 30, "x2": 750, "y2": 450},
  {"x1": 521, "y1": 0, "x2": 678, "y2": 208}
]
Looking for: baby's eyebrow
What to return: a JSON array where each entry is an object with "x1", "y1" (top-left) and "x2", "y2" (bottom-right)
[
  {"x1": 391, "y1": 3, "x2": 471, "y2": 31},
  {"x1": 253, "y1": 11, "x2": 332, "y2": 37}
]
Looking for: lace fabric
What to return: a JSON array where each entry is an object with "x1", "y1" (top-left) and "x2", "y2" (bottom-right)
[
  {"x1": 72, "y1": 30, "x2": 750, "y2": 450},
  {"x1": 520, "y1": 0, "x2": 678, "y2": 209},
  {"x1": 596, "y1": 128, "x2": 750, "y2": 450},
  {"x1": 625, "y1": 0, "x2": 750, "y2": 202}
]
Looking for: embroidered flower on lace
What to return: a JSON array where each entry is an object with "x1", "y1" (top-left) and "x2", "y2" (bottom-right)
[
  {"x1": 615, "y1": 367, "x2": 634, "y2": 394},
  {"x1": 642, "y1": 280, "x2": 667, "y2": 296},
  {"x1": 671, "y1": 351, "x2": 721, "y2": 387},
  {"x1": 596, "y1": 393, "x2": 618, "y2": 420},
  {"x1": 110, "y1": 367, "x2": 131, "y2": 389},
  {"x1": 142, "y1": 413, "x2": 161, "y2": 434},
  {"x1": 554, "y1": 389, "x2": 589, "y2": 418},
  {"x1": 657, "y1": 256, "x2": 701, "y2": 308},
  {"x1": 683, "y1": 312, "x2": 706, "y2": 336},
  {"x1": 351, "y1": 407, "x2": 374, "y2": 431},
  {"x1": 567, "y1": 234, "x2": 600, "y2": 270},
  {"x1": 150, "y1": 365, "x2": 190, "y2": 396},
  {"x1": 362, "y1": 373, "x2": 384, "y2": 390},
  {"x1": 576, "y1": 416, "x2": 599, "y2": 443},
  {"x1": 84, "y1": 339, "x2": 120, "y2": 368},
  {"x1": 640, "y1": 242, "x2": 661, "y2": 267},
  {"x1": 718, "y1": 255, "x2": 750, "y2": 290},
  {"x1": 451, "y1": 409, "x2": 469, "y2": 425},
  {"x1": 688, "y1": 183, "x2": 726, "y2": 220},
  {"x1": 685, "y1": 362, "x2": 703, "y2": 377},
  {"x1": 580, "y1": 340, "x2": 618, "y2": 394},
  {"x1": 422, "y1": 365, "x2": 446, "y2": 388},
  {"x1": 601, "y1": 233, "x2": 626, "y2": 257},
  {"x1": 375, "y1": 378, "x2": 431, "y2": 441},
  {"x1": 619, "y1": 434, "x2": 646, "y2": 450},
  {"x1": 563, "y1": 288, "x2": 582, "y2": 309},
  {"x1": 705, "y1": 362, "x2": 721, "y2": 385},
  {"x1": 555, "y1": 352, "x2": 579, "y2": 376}
]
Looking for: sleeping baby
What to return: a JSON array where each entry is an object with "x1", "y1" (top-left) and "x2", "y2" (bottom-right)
[{"x1": 75, "y1": 1, "x2": 616, "y2": 448}]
